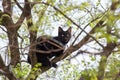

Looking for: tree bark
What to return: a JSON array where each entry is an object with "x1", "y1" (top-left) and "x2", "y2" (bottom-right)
[
  {"x1": 25, "y1": 0, "x2": 37, "y2": 67},
  {"x1": 97, "y1": 42, "x2": 116, "y2": 80},
  {"x1": 2, "y1": 0, "x2": 20, "y2": 66}
]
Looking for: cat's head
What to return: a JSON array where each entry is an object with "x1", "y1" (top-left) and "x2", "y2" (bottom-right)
[{"x1": 58, "y1": 27, "x2": 71, "y2": 44}]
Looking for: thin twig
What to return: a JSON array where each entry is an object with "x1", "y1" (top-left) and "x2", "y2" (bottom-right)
[{"x1": 14, "y1": 0, "x2": 23, "y2": 11}]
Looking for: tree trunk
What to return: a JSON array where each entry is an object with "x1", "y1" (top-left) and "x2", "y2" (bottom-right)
[{"x1": 7, "y1": 27, "x2": 20, "y2": 66}]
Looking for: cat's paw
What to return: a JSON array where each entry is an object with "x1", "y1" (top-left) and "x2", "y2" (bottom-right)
[{"x1": 51, "y1": 62, "x2": 57, "y2": 68}]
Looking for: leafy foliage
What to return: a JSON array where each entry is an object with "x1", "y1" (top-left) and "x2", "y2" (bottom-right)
[{"x1": 12, "y1": 63, "x2": 31, "y2": 79}]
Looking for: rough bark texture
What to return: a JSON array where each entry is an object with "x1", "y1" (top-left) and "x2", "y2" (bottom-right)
[
  {"x1": 2, "y1": 0, "x2": 20, "y2": 66},
  {"x1": 25, "y1": 0, "x2": 37, "y2": 67}
]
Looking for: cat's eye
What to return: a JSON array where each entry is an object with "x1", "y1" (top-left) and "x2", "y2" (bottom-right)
[
  {"x1": 67, "y1": 34, "x2": 70, "y2": 37},
  {"x1": 61, "y1": 34, "x2": 64, "y2": 37}
]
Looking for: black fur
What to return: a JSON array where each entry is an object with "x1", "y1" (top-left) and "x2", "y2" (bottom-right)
[{"x1": 28, "y1": 27, "x2": 71, "y2": 67}]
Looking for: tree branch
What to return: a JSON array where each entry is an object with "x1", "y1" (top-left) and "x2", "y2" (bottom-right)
[
  {"x1": 14, "y1": 0, "x2": 23, "y2": 11},
  {"x1": 2, "y1": 0, "x2": 12, "y2": 16},
  {"x1": 0, "y1": 55, "x2": 17, "y2": 80},
  {"x1": 24, "y1": 0, "x2": 37, "y2": 67},
  {"x1": 97, "y1": 42, "x2": 116, "y2": 80}
]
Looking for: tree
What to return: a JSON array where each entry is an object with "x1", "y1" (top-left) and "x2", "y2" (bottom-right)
[{"x1": 0, "y1": 0, "x2": 120, "y2": 80}]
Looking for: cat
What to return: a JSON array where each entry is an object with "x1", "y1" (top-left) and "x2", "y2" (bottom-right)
[{"x1": 28, "y1": 27, "x2": 71, "y2": 67}]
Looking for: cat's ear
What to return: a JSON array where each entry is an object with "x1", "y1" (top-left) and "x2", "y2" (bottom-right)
[
  {"x1": 58, "y1": 27, "x2": 63, "y2": 32},
  {"x1": 67, "y1": 27, "x2": 71, "y2": 33}
]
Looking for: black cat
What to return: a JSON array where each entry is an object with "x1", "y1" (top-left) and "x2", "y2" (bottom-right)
[{"x1": 28, "y1": 27, "x2": 71, "y2": 67}]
